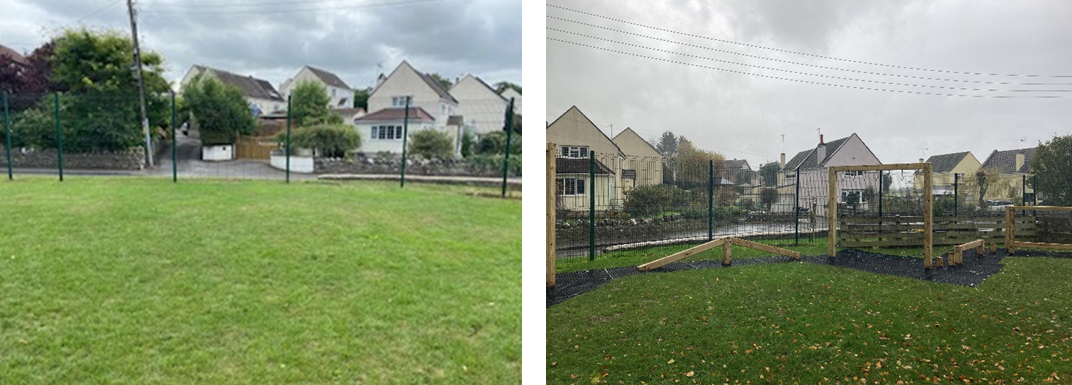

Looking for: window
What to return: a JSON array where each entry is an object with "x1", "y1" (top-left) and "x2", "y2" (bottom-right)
[
  {"x1": 392, "y1": 96, "x2": 411, "y2": 107},
  {"x1": 371, "y1": 125, "x2": 404, "y2": 140},
  {"x1": 556, "y1": 178, "x2": 586, "y2": 196},
  {"x1": 560, "y1": 146, "x2": 589, "y2": 159},
  {"x1": 331, "y1": 89, "x2": 337, "y2": 97}
]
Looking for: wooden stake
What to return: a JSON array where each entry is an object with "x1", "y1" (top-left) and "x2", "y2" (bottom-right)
[
  {"x1": 547, "y1": 143, "x2": 557, "y2": 287},
  {"x1": 722, "y1": 241, "x2": 732, "y2": 266},
  {"x1": 637, "y1": 238, "x2": 727, "y2": 271},
  {"x1": 923, "y1": 164, "x2": 933, "y2": 269},
  {"x1": 729, "y1": 238, "x2": 801, "y2": 260},
  {"x1": 829, "y1": 168, "x2": 837, "y2": 258}
]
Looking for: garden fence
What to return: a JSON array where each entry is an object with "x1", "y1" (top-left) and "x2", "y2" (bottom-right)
[{"x1": 2, "y1": 91, "x2": 521, "y2": 195}]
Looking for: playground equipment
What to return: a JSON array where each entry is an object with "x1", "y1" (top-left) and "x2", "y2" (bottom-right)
[
  {"x1": 637, "y1": 237, "x2": 801, "y2": 271},
  {"x1": 1006, "y1": 205, "x2": 1072, "y2": 254}
]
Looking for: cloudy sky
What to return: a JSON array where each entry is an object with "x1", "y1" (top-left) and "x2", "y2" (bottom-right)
[
  {"x1": 547, "y1": 0, "x2": 1072, "y2": 182},
  {"x1": 1, "y1": 0, "x2": 520, "y2": 91}
]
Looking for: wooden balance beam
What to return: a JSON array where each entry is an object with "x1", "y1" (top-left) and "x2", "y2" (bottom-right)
[
  {"x1": 950, "y1": 239, "x2": 984, "y2": 267},
  {"x1": 637, "y1": 237, "x2": 801, "y2": 271}
]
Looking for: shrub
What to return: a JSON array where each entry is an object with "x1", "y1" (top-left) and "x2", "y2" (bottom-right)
[
  {"x1": 408, "y1": 129, "x2": 454, "y2": 160},
  {"x1": 466, "y1": 154, "x2": 521, "y2": 177},
  {"x1": 460, "y1": 127, "x2": 476, "y2": 158},
  {"x1": 277, "y1": 124, "x2": 361, "y2": 158},
  {"x1": 475, "y1": 130, "x2": 521, "y2": 155},
  {"x1": 623, "y1": 184, "x2": 687, "y2": 218},
  {"x1": 183, "y1": 76, "x2": 255, "y2": 146}
]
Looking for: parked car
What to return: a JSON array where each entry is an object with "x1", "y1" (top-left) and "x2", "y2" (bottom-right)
[{"x1": 987, "y1": 200, "x2": 1014, "y2": 211}]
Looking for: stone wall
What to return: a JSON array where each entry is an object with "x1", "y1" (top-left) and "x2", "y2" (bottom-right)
[
  {"x1": 315, "y1": 153, "x2": 521, "y2": 178},
  {"x1": 0, "y1": 147, "x2": 147, "y2": 170}
]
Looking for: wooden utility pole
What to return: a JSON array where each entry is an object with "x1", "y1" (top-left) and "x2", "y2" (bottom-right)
[{"x1": 127, "y1": 0, "x2": 153, "y2": 167}]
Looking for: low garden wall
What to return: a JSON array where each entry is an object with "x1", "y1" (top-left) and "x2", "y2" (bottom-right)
[
  {"x1": 314, "y1": 153, "x2": 521, "y2": 178},
  {"x1": 0, "y1": 147, "x2": 148, "y2": 170}
]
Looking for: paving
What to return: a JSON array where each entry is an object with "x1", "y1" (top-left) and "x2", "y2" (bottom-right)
[{"x1": 546, "y1": 248, "x2": 1072, "y2": 308}]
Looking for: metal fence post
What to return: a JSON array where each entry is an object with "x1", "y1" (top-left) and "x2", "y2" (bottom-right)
[
  {"x1": 171, "y1": 91, "x2": 177, "y2": 183},
  {"x1": 795, "y1": 169, "x2": 800, "y2": 245},
  {"x1": 1022, "y1": 174, "x2": 1026, "y2": 216},
  {"x1": 54, "y1": 92, "x2": 62, "y2": 182},
  {"x1": 706, "y1": 160, "x2": 714, "y2": 240},
  {"x1": 3, "y1": 91, "x2": 11, "y2": 180},
  {"x1": 400, "y1": 97, "x2": 410, "y2": 188},
  {"x1": 589, "y1": 152, "x2": 596, "y2": 261},
  {"x1": 285, "y1": 95, "x2": 291, "y2": 184},
  {"x1": 954, "y1": 173, "x2": 958, "y2": 217},
  {"x1": 878, "y1": 171, "x2": 883, "y2": 218},
  {"x1": 501, "y1": 97, "x2": 515, "y2": 198}
]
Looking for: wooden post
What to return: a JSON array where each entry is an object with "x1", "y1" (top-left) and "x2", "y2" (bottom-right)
[
  {"x1": 936, "y1": 253, "x2": 944, "y2": 268},
  {"x1": 547, "y1": 143, "x2": 556, "y2": 287},
  {"x1": 1006, "y1": 206, "x2": 1016, "y2": 255},
  {"x1": 637, "y1": 238, "x2": 727, "y2": 271},
  {"x1": 722, "y1": 241, "x2": 732, "y2": 266},
  {"x1": 990, "y1": 242, "x2": 996, "y2": 254},
  {"x1": 976, "y1": 242, "x2": 984, "y2": 257},
  {"x1": 923, "y1": 164, "x2": 933, "y2": 269},
  {"x1": 828, "y1": 168, "x2": 838, "y2": 257}
]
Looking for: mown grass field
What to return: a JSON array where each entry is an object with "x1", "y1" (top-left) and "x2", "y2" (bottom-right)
[
  {"x1": 0, "y1": 177, "x2": 521, "y2": 384},
  {"x1": 547, "y1": 254, "x2": 1072, "y2": 384}
]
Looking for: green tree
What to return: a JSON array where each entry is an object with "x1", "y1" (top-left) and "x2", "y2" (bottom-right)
[
  {"x1": 674, "y1": 140, "x2": 725, "y2": 190},
  {"x1": 734, "y1": 168, "x2": 755, "y2": 185},
  {"x1": 882, "y1": 172, "x2": 893, "y2": 193},
  {"x1": 352, "y1": 87, "x2": 371, "y2": 110},
  {"x1": 966, "y1": 167, "x2": 1007, "y2": 209},
  {"x1": 476, "y1": 130, "x2": 521, "y2": 155},
  {"x1": 460, "y1": 127, "x2": 476, "y2": 158},
  {"x1": 291, "y1": 80, "x2": 341, "y2": 126},
  {"x1": 183, "y1": 76, "x2": 255, "y2": 146},
  {"x1": 759, "y1": 162, "x2": 781, "y2": 186},
  {"x1": 50, "y1": 28, "x2": 170, "y2": 151},
  {"x1": 862, "y1": 187, "x2": 876, "y2": 206},
  {"x1": 493, "y1": 81, "x2": 521, "y2": 95},
  {"x1": 427, "y1": 73, "x2": 452, "y2": 90},
  {"x1": 1032, "y1": 135, "x2": 1072, "y2": 206},
  {"x1": 760, "y1": 187, "x2": 778, "y2": 211},
  {"x1": 408, "y1": 129, "x2": 454, "y2": 160},
  {"x1": 283, "y1": 124, "x2": 361, "y2": 158},
  {"x1": 655, "y1": 131, "x2": 678, "y2": 156}
]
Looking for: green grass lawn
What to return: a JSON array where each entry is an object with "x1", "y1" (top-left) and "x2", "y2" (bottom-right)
[
  {"x1": 547, "y1": 258, "x2": 1072, "y2": 384},
  {"x1": 0, "y1": 177, "x2": 521, "y2": 384}
]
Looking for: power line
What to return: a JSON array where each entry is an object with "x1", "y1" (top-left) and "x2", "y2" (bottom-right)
[
  {"x1": 547, "y1": 3, "x2": 1072, "y2": 78},
  {"x1": 144, "y1": 0, "x2": 375, "y2": 8},
  {"x1": 547, "y1": 16, "x2": 1072, "y2": 87},
  {"x1": 141, "y1": 0, "x2": 446, "y2": 15},
  {"x1": 548, "y1": 28, "x2": 1072, "y2": 94},
  {"x1": 548, "y1": 37, "x2": 1069, "y2": 99},
  {"x1": 75, "y1": 0, "x2": 126, "y2": 23}
]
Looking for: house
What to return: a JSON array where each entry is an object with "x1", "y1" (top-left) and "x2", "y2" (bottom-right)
[
  {"x1": 180, "y1": 65, "x2": 286, "y2": 116},
  {"x1": 352, "y1": 107, "x2": 436, "y2": 154},
  {"x1": 912, "y1": 151, "x2": 982, "y2": 195},
  {"x1": 279, "y1": 66, "x2": 354, "y2": 109},
  {"x1": 611, "y1": 127, "x2": 662, "y2": 191},
  {"x1": 724, "y1": 159, "x2": 754, "y2": 183},
  {"x1": 331, "y1": 107, "x2": 366, "y2": 126},
  {"x1": 448, "y1": 74, "x2": 508, "y2": 135},
  {"x1": 555, "y1": 157, "x2": 616, "y2": 212},
  {"x1": 368, "y1": 61, "x2": 458, "y2": 132},
  {"x1": 780, "y1": 133, "x2": 882, "y2": 215},
  {"x1": 0, "y1": 43, "x2": 28, "y2": 72},
  {"x1": 500, "y1": 88, "x2": 522, "y2": 115},
  {"x1": 980, "y1": 147, "x2": 1036, "y2": 202},
  {"x1": 546, "y1": 106, "x2": 625, "y2": 211}
]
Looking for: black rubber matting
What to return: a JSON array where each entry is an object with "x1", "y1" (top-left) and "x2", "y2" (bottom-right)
[{"x1": 546, "y1": 248, "x2": 1072, "y2": 308}]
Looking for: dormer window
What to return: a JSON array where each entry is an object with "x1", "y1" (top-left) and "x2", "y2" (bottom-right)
[
  {"x1": 561, "y1": 146, "x2": 589, "y2": 159},
  {"x1": 391, "y1": 96, "x2": 412, "y2": 107}
]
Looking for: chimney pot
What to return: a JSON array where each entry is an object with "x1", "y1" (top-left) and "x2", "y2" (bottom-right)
[
  {"x1": 920, "y1": 158, "x2": 924, "y2": 163},
  {"x1": 820, "y1": 134, "x2": 824, "y2": 144},
  {"x1": 780, "y1": 153, "x2": 785, "y2": 168}
]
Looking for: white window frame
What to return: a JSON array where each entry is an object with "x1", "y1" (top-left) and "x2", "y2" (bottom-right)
[
  {"x1": 371, "y1": 125, "x2": 405, "y2": 141},
  {"x1": 556, "y1": 178, "x2": 586, "y2": 196},
  {"x1": 391, "y1": 96, "x2": 411, "y2": 108},
  {"x1": 560, "y1": 146, "x2": 589, "y2": 159}
]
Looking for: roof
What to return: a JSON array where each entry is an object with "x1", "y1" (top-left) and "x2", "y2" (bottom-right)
[
  {"x1": 305, "y1": 66, "x2": 351, "y2": 90},
  {"x1": 784, "y1": 135, "x2": 852, "y2": 171},
  {"x1": 330, "y1": 107, "x2": 365, "y2": 116},
  {"x1": 547, "y1": 106, "x2": 626, "y2": 158},
  {"x1": 914, "y1": 151, "x2": 971, "y2": 175},
  {"x1": 419, "y1": 71, "x2": 458, "y2": 103},
  {"x1": 354, "y1": 107, "x2": 435, "y2": 123},
  {"x1": 0, "y1": 44, "x2": 27, "y2": 66},
  {"x1": 724, "y1": 159, "x2": 752, "y2": 173},
  {"x1": 194, "y1": 65, "x2": 284, "y2": 102},
  {"x1": 556, "y1": 158, "x2": 614, "y2": 175},
  {"x1": 715, "y1": 177, "x2": 735, "y2": 186},
  {"x1": 982, "y1": 147, "x2": 1036, "y2": 174}
]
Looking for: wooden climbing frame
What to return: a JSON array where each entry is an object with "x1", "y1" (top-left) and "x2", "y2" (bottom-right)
[
  {"x1": 949, "y1": 239, "x2": 984, "y2": 267},
  {"x1": 636, "y1": 237, "x2": 801, "y2": 271},
  {"x1": 1006, "y1": 205, "x2": 1072, "y2": 254}
]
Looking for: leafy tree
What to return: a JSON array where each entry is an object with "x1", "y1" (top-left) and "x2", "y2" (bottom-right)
[
  {"x1": 674, "y1": 140, "x2": 725, "y2": 190},
  {"x1": 734, "y1": 168, "x2": 755, "y2": 185},
  {"x1": 882, "y1": 172, "x2": 893, "y2": 193},
  {"x1": 183, "y1": 76, "x2": 255, "y2": 146},
  {"x1": 845, "y1": 191, "x2": 861, "y2": 212},
  {"x1": 862, "y1": 187, "x2": 876, "y2": 206},
  {"x1": 493, "y1": 81, "x2": 521, "y2": 95},
  {"x1": 655, "y1": 131, "x2": 678, "y2": 156},
  {"x1": 282, "y1": 124, "x2": 361, "y2": 158},
  {"x1": 759, "y1": 187, "x2": 778, "y2": 211},
  {"x1": 290, "y1": 80, "x2": 341, "y2": 126},
  {"x1": 49, "y1": 29, "x2": 170, "y2": 152},
  {"x1": 0, "y1": 41, "x2": 59, "y2": 110},
  {"x1": 427, "y1": 73, "x2": 452, "y2": 90},
  {"x1": 476, "y1": 130, "x2": 521, "y2": 155},
  {"x1": 352, "y1": 87, "x2": 371, "y2": 110},
  {"x1": 408, "y1": 129, "x2": 454, "y2": 160},
  {"x1": 460, "y1": 127, "x2": 476, "y2": 157},
  {"x1": 759, "y1": 162, "x2": 781, "y2": 186},
  {"x1": 1032, "y1": 135, "x2": 1072, "y2": 206},
  {"x1": 966, "y1": 167, "x2": 1007, "y2": 209},
  {"x1": 623, "y1": 184, "x2": 687, "y2": 218}
]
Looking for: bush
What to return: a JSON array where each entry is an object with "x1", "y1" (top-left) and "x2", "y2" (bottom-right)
[
  {"x1": 466, "y1": 154, "x2": 521, "y2": 177},
  {"x1": 460, "y1": 127, "x2": 476, "y2": 158},
  {"x1": 408, "y1": 129, "x2": 454, "y2": 160},
  {"x1": 10, "y1": 103, "x2": 53, "y2": 149},
  {"x1": 183, "y1": 76, "x2": 255, "y2": 146},
  {"x1": 475, "y1": 131, "x2": 521, "y2": 155},
  {"x1": 623, "y1": 184, "x2": 687, "y2": 218},
  {"x1": 277, "y1": 124, "x2": 361, "y2": 158},
  {"x1": 737, "y1": 198, "x2": 755, "y2": 210}
]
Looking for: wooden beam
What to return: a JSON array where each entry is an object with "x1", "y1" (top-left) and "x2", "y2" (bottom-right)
[
  {"x1": 1006, "y1": 206, "x2": 1016, "y2": 255},
  {"x1": 829, "y1": 168, "x2": 837, "y2": 257},
  {"x1": 722, "y1": 241, "x2": 732, "y2": 266},
  {"x1": 1009, "y1": 205, "x2": 1072, "y2": 212},
  {"x1": 547, "y1": 143, "x2": 557, "y2": 287},
  {"x1": 829, "y1": 163, "x2": 934, "y2": 173},
  {"x1": 637, "y1": 238, "x2": 727, "y2": 271},
  {"x1": 729, "y1": 238, "x2": 802, "y2": 260},
  {"x1": 1011, "y1": 241, "x2": 1072, "y2": 251},
  {"x1": 923, "y1": 163, "x2": 933, "y2": 270}
]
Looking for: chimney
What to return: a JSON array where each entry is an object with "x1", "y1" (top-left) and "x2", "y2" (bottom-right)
[
  {"x1": 1016, "y1": 153, "x2": 1025, "y2": 172},
  {"x1": 919, "y1": 158, "x2": 924, "y2": 163},
  {"x1": 816, "y1": 139, "x2": 826, "y2": 166},
  {"x1": 780, "y1": 153, "x2": 785, "y2": 168}
]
